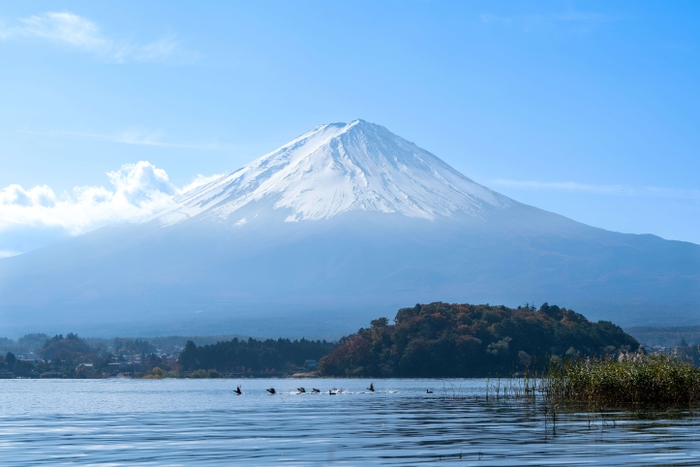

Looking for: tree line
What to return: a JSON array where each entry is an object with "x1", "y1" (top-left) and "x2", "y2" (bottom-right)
[
  {"x1": 177, "y1": 337, "x2": 335, "y2": 374},
  {"x1": 0, "y1": 302, "x2": 641, "y2": 379}
]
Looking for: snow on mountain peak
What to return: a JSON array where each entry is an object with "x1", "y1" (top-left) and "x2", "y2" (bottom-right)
[{"x1": 160, "y1": 120, "x2": 512, "y2": 225}]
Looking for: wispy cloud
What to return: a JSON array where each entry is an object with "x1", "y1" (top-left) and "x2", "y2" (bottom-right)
[
  {"x1": 17, "y1": 11, "x2": 107, "y2": 49},
  {"x1": 0, "y1": 250, "x2": 21, "y2": 259},
  {"x1": 0, "y1": 11, "x2": 191, "y2": 63},
  {"x1": 181, "y1": 173, "x2": 225, "y2": 193},
  {"x1": 490, "y1": 179, "x2": 700, "y2": 200},
  {"x1": 18, "y1": 129, "x2": 235, "y2": 151},
  {"x1": 0, "y1": 161, "x2": 219, "y2": 238},
  {"x1": 479, "y1": 9, "x2": 619, "y2": 33}
]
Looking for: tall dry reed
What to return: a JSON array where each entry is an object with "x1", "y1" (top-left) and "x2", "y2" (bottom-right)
[{"x1": 544, "y1": 351, "x2": 700, "y2": 406}]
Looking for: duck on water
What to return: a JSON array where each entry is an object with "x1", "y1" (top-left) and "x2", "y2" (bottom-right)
[{"x1": 237, "y1": 383, "x2": 420, "y2": 396}]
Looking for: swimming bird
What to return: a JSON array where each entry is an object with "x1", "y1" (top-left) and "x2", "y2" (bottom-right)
[
  {"x1": 328, "y1": 390, "x2": 336, "y2": 395},
  {"x1": 266, "y1": 388, "x2": 276, "y2": 395},
  {"x1": 297, "y1": 387, "x2": 306, "y2": 393},
  {"x1": 312, "y1": 388, "x2": 320, "y2": 393},
  {"x1": 368, "y1": 383, "x2": 375, "y2": 392},
  {"x1": 235, "y1": 385, "x2": 242, "y2": 395},
  {"x1": 426, "y1": 389, "x2": 433, "y2": 394}
]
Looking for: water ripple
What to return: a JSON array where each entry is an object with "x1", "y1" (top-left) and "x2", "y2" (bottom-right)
[{"x1": 1, "y1": 379, "x2": 699, "y2": 465}]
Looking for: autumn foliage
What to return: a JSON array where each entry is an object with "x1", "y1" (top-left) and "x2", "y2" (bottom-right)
[{"x1": 318, "y1": 302, "x2": 639, "y2": 377}]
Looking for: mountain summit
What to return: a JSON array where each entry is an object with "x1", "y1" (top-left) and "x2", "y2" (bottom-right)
[
  {"x1": 161, "y1": 120, "x2": 511, "y2": 225},
  {"x1": 1, "y1": 121, "x2": 698, "y2": 337}
]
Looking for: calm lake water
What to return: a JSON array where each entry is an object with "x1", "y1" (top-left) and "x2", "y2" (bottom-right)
[{"x1": 1, "y1": 378, "x2": 699, "y2": 466}]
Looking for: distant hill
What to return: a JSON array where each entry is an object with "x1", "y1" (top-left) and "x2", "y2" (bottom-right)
[
  {"x1": 626, "y1": 326, "x2": 700, "y2": 348},
  {"x1": 318, "y1": 302, "x2": 639, "y2": 378},
  {"x1": 0, "y1": 120, "x2": 698, "y2": 337}
]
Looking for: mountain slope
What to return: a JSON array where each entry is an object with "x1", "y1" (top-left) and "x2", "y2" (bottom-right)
[
  {"x1": 160, "y1": 120, "x2": 512, "y2": 225},
  {"x1": 0, "y1": 120, "x2": 698, "y2": 337}
]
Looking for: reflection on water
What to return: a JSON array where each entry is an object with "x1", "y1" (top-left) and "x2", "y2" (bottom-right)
[{"x1": 0, "y1": 379, "x2": 699, "y2": 466}]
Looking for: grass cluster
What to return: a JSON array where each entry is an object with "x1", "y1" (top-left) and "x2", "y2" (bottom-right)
[
  {"x1": 141, "y1": 367, "x2": 179, "y2": 379},
  {"x1": 545, "y1": 352, "x2": 700, "y2": 406}
]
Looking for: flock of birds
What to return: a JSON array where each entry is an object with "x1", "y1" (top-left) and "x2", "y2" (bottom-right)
[{"x1": 233, "y1": 383, "x2": 434, "y2": 396}]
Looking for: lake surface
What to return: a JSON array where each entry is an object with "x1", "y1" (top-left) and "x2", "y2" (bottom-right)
[{"x1": 1, "y1": 378, "x2": 699, "y2": 466}]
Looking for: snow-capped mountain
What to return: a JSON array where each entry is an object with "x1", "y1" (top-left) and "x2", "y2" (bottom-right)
[
  {"x1": 0, "y1": 120, "x2": 698, "y2": 338},
  {"x1": 160, "y1": 120, "x2": 511, "y2": 225}
]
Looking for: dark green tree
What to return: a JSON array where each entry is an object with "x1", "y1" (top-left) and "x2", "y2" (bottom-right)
[{"x1": 5, "y1": 352, "x2": 16, "y2": 369}]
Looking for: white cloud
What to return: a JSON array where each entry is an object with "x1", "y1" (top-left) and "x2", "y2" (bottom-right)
[
  {"x1": 0, "y1": 11, "x2": 186, "y2": 63},
  {"x1": 0, "y1": 161, "x2": 215, "y2": 237},
  {"x1": 18, "y1": 129, "x2": 235, "y2": 150},
  {"x1": 479, "y1": 9, "x2": 618, "y2": 32},
  {"x1": 490, "y1": 179, "x2": 700, "y2": 200}
]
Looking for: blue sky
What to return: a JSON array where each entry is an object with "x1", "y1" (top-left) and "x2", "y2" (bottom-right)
[{"x1": 1, "y1": 1, "x2": 699, "y2": 254}]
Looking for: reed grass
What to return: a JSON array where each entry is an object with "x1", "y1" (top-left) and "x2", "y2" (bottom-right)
[{"x1": 545, "y1": 351, "x2": 700, "y2": 406}]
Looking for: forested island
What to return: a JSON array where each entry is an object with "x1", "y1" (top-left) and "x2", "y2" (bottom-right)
[
  {"x1": 0, "y1": 302, "x2": 650, "y2": 379},
  {"x1": 318, "y1": 302, "x2": 640, "y2": 377}
]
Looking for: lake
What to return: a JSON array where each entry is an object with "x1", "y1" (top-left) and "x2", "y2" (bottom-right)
[{"x1": 0, "y1": 378, "x2": 699, "y2": 466}]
